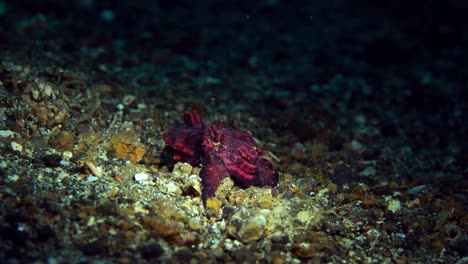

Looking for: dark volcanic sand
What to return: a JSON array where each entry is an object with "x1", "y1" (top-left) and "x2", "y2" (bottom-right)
[{"x1": 0, "y1": 1, "x2": 466, "y2": 263}]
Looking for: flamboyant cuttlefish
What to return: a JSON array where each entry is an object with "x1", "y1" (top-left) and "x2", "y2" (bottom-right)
[{"x1": 162, "y1": 111, "x2": 278, "y2": 203}]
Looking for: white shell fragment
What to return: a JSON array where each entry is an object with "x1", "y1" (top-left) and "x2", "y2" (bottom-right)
[{"x1": 134, "y1": 172, "x2": 149, "y2": 183}]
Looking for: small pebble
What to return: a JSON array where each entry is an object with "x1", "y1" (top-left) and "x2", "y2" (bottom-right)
[
  {"x1": 351, "y1": 140, "x2": 365, "y2": 152},
  {"x1": 228, "y1": 207, "x2": 267, "y2": 243},
  {"x1": 206, "y1": 197, "x2": 221, "y2": 215},
  {"x1": 387, "y1": 199, "x2": 401, "y2": 213},
  {"x1": 0, "y1": 159, "x2": 7, "y2": 169},
  {"x1": 59, "y1": 160, "x2": 69, "y2": 167},
  {"x1": 408, "y1": 184, "x2": 429, "y2": 195},
  {"x1": 87, "y1": 176, "x2": 99, "y2": 182},
  {"x1": 134, "y1": 172, "x2": 149, "y2": 183},
  {"x1": 11, "y1": 141, "x2": 23, "y2": 152},
  {"x1": 296, "y1": 211, "x2": 310, "y2": 224},
  {"x1": 395, "y1": 233, "x2": 406, "y2": 238},
  {"x1": 173, "y1": 162, "x2": 193, "y2": 176},
  {"x1": 0, "y1": 130, "x2": 20, "y2": 138},
  {"x1": 166, "y1": 182, "x2": 181, "y2": 195},
  {"x1": 360, "y1": 167, "x2": 376, "y2": 177},
  {"x1": 7, "y1": 174, "x2": 20, "y2": 182}
]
